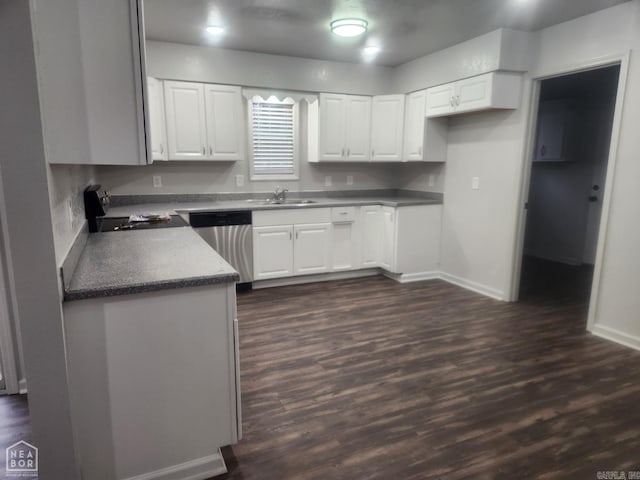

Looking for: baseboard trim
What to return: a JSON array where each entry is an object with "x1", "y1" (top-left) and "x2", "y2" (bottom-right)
[
  {"x1": 123, "y1": 451, "x2": 227, "y2": 480},
  {"x1": 591, "y1": 324, "x2": 640, "y2": 352},
  {"x1": 18, "y1": 378, "x2": 27, "y2": 394},
  {"x1": 439, "y1": 272, "x2": 506, "y2": 301},
  {"x1": 253, "y1": 269, "x2": 379, "y2": 289},
  {"x1": 383, "y1": 271, "x2": 441, "y2": 283}
]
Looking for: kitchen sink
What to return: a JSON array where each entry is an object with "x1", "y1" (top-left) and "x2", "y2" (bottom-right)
[{"x1": 246, "y1": 199, "x2": 317, "y2": 206}]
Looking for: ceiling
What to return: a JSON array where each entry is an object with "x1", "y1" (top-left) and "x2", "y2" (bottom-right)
[{"x1": 144, "y1": 0, "x2": 630, "y2": 67}]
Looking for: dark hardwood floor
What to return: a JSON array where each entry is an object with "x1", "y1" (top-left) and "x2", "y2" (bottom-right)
[
  {"x1": 220, "y1": 267, "x2": 640, "y2": 479},
  {"x1": 2, "y1": 260, "x2": 638, "y2": 479},
  {"x1": 0, "y1": 393, "x2": 31, "y2": 474}
]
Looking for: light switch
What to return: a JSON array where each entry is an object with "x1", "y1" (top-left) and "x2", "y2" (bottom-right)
[
  {"x1": 472, "y1": 177, "x2": 480, "y2": 190},
  {"x1": 235, "y1": 175, "x2": 244, "y2": 187},
  {"x1": 153, "y1": 175, "x2": 162, "y2": 188}
]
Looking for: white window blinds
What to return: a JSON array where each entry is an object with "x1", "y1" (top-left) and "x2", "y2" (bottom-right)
[{"x1": 250, "y1": 98, "x2": 296, "y2": 176}]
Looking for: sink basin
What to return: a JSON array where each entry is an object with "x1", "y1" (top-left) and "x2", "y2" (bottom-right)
[{"x1": 246, "y1": 199, "x2": 317, "y2": 206}]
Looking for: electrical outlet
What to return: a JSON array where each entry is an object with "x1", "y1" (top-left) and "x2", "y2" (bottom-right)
[
  {"x1": 235, "y1": 175, "x2": 244, "y2": 187},
  {"x1": 325, "y1": 176, "x2": 332, "y2": 187},
  {"x1": 346, "y1": 175, "x2": 354, "y2": 186},
  {"x1": 472, "y1": 177, "x2": 480, "y2": 190},
  {"x1": 152, "y1": 175, "x2": 162, "y2": 188},
  {"x1": 428, "y1": 175, "x2": 435, "y2": 187}
]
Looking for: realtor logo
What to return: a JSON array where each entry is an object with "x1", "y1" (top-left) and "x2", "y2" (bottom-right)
[{"x1": 5, "y1": 440, "x2": 38, "y2": 477}]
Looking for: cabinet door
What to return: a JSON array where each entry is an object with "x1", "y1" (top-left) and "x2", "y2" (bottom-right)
[
  {"x1": 204, "y1": 84, "x2": 244, "y2": 161},
  {"x1": 345, "y1": 96, "x2": 371, "y2": 161},
  {"x1": 360, "y1": 206, "x2": 382, "y2": 267},
  {"x1": 253, "y1": 226, "x2": 294, "y2": 280},
  {"x1": 371, "y1": 95, "x2": 405, "y2": 162},
  {"x1": 293, "y1": 223, "x2": 332, "y2": 275},
  {"x1": 426, "y1": 83, "x2": 456, "y2": 118},
  {"x1": 147, "y1": 77, "x2": 167, "y2": 161},
  {"x1": 164, "y1": 81, "x2": 208, "y2": 160},
  {"x1": 318, "y1": 93, "x2": 347, "y2": 161},
  {"x1": 533, "y1": 100, "x2": 566, "y2": 161},
  {"x1": 380, "y1": 207, "x2": 397, "y2": 272},
  {"x1": 403, "y1": 90, "x2": 427, "y2": 161},
  {"x1": 455, "y1": 73, "x2": 492, "y2": 113}
]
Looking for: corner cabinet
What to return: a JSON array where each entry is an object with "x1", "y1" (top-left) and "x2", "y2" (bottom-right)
[
  {"x1": 403, "y1": 90, "x2": 447, "y2": 162},
  {"x1": 32, "y1": 0, "x2": 149, "y2": 165},
  {"x1": 318, "y1": 93, "x2": 371, "y2": 161},
  {"x1": 164, "y1": 81, "x2": 244, "y2": 161},
  {"x1": 147, "y1": 77, "x2": 168, "y2": 161},
  {"x1": 371, "y1": 95, "x2": 405, "y2": 162},
  {"x1": 426, "y1": 72, "x2": 521, "y2": 118}
]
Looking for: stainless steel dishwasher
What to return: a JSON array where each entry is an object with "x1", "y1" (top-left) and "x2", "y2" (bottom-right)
[{"x1": 189, "y1": 211, "x2": 253, "y2": 289}]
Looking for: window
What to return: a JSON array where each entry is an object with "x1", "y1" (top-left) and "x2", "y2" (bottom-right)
[{"x1": 249, "y1": 96, "x2": 299, "y2": 180}]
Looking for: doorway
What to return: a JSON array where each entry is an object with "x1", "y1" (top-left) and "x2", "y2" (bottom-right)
[{"x1": 519, "y1": 65, "x2": 620, "y2": 305}]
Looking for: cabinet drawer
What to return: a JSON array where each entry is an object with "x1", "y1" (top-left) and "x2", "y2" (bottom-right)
[
  {"x1": 331, "y1": 207, "x2": 357, "y2": 223},
  {"x1": 253, "y1": 208, "x2": 331, "y2": 227}
]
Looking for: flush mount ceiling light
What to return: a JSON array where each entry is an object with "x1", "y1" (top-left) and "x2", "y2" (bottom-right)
[
  {"x1": 330, "y1": 18, "x2": 368, "y2": 37},
  {"x1": 205, "y1": 25, "x2": 225, "y2": 35}
]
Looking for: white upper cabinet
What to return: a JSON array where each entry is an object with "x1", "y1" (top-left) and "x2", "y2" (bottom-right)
[
  {"x1": 147, "y1": 78, "x2": 168, "y2": 161},
  {"x1": 403, "y1": 90, "x2": 427, "y2": 161},
  {"x1": 426, "y1": 72, "x2": 521, "y2": 118},
  {"x1": 204, "y1": 84, "x2": 244, "y2": 161},
  {"x1": 164, "y1": 81, "x2": 244, "y2": 161},
  {"x1": 371, "y1": 95, "x2": 405, "y2": 162},
  {"x1": 318, "y1": 93, "x2": 371, "y2": 161},
  {"x1": 32, "y1": 0, "x2": 148, "y2": 165},
  {"x1": 345, "y1": 96, "x2": 372, "y2": 161},
  {"x1": 318, "y1": 94, "x2": 348, "y2": 161},
  {"x1": 403, "y1": 90, "x2": 447, "y2": 163},
  {"x1": 164, "y1": 81, "x2": 208, "y2": 160}
]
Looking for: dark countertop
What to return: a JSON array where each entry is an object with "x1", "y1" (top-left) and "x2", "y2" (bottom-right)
[
  {"x1": 64, "y1": 227, "x2": 239, "y2": 302},
  {"x1": 106, "y1": 195, "x2": 443, "y2": 217}
]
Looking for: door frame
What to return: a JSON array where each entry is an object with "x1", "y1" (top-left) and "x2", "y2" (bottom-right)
[{"x1": 508, "y1": 52, "x2": 631, "y2": 335}]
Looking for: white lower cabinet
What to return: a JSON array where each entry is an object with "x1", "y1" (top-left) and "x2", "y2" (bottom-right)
[
  {"x1": 331, "y1": 207, "x2": 360, "y2": 271},
  {"x1": 380, "y1": 206, "x2": 397, "y2": 272},
  {"x1": 64, "y1": 283, "x2": 240, "y2": 480},
  {"x1": 360, "y1": 205, "x2": 382, "y2": 268},
  {"x1": 253, "y1": 225, "x2": 294, "y2": 280},
  {"x1": 253, "y1": 209, "x2": 332, "y2": 280},
  {"x1": 294, "y1": 224, "x2": 332, "y2": 275},
  {"x1": 253, "y1": 204, "x2": 442, "y2": 281}
]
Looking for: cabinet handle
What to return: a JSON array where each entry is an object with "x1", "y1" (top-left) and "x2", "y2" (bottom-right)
[
  {"x1": 456, "y1": 95, "x2": 460, "y2": 106},
  {"x1": 371, "y1": 150, "x2": 375, "y2": 158},
  {"x1": 202, "y1": 146, "x2": 206, "y2": 155},
  {"x1": 418, "y1": 146, "x2": 422, "y2": 156},
  {"x1": 347, "y1": 148, "x2": 350, "y2": 157},
  {"x1": 296, "y1": 231, "x2": 299, "y2": 240},
  {"x1": 209, "y1": 146, "x2": 213, "y2": 155},
  {"x1": 450, "y1": 97, "x2": 455, "y2": 107},
  {"x1": 541, "y1": 145, "x2": 547, "y2": 157},
  {"x1": 160, "y1": 144, "x2": 164, "y2": 154},
  {"x1": 289, "y1": 231, "x2": 292, "y2": 240},
  {"x1": 341, "y1": 148, "x2": 345, "y2": 157}
]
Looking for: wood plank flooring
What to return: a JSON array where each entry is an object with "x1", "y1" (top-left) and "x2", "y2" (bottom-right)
[
  {"x1": 219, "y1": 270, "x2": 640, "y2": 479},
  {"x1": 1, "y1": 260, "x2": 638, "y2": 479}
]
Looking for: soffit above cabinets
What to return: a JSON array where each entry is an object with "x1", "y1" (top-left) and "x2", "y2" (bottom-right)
[{"x1": 143, "y1": 0, "x2": 630, "y2": 67}]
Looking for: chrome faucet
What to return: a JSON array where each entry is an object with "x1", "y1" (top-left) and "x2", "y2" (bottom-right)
[{"x1": 272, "y1": 185, "x2": 288, "y2": 203}]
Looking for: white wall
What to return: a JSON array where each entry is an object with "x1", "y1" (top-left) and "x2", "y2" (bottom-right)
[
  {"x1": 146, "y1": 41, "x2": 394, "y2": 96},
  {"x1": 439, "y1": 102, "x2": 531, "y2": 300},
  {"x1": 589, "y1": 0, "x2": 640, "y2": 348},
  {"x1": 0, "y1": 0, "x2": 79, "y2": 477}
]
